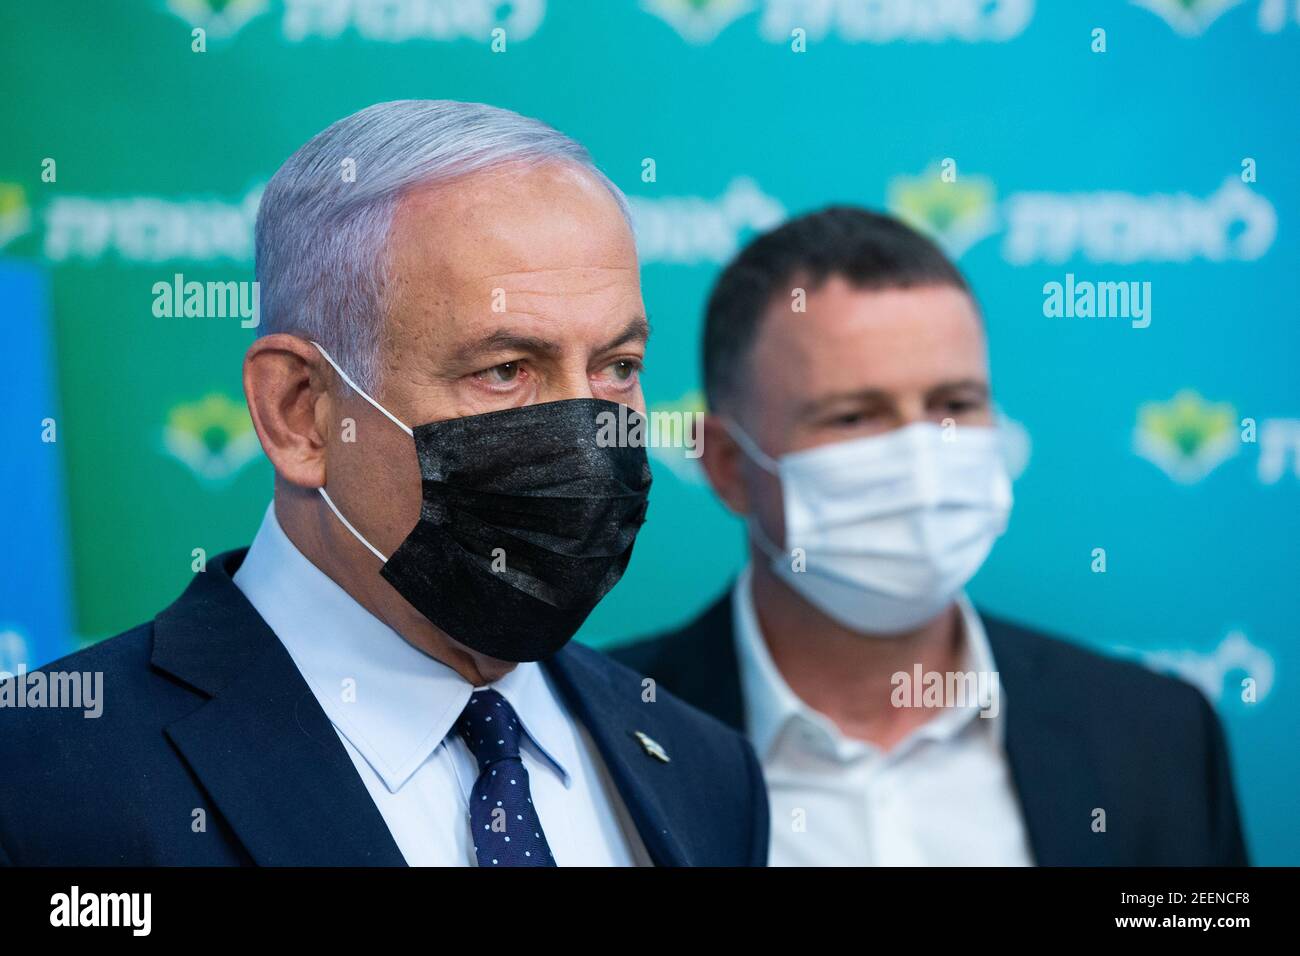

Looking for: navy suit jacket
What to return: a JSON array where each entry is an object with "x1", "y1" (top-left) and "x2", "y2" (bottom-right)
[
  {"x1": 0, "y1": 551, "x2": 768, "y2": 866},
  {"x1": 612, "y1": 591, "x2": 1249, "y2": 867}
]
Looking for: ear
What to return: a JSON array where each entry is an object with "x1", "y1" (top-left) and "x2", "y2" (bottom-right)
[
  {"x1": 699, "y1": 413, "x2": 750, "y2": 515},
  {"x1": 243, "y1": 334, "x2": 332, "y2": 489}
]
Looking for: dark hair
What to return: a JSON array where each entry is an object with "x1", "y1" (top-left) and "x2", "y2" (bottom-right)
[{"x1": 702, "y1": 205, "x2": 973, "y2": 411}]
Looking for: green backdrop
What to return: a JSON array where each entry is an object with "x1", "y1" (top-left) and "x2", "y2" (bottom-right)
[{"x1": 3, "y1": 0, "x2": 1297, "y2": 863}]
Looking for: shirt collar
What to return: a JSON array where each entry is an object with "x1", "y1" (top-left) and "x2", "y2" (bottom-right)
[
  {"x1": 731, "y1": 565, "x2": 820, "y2": 760},
  {"x1": 232, "y1": 503, "x2": 578, "y2": 793},
  {"x1": 916, "y1": 590, "x2": 1005, "y2": 746},
  {"x1": 731, "y1": 564, "x2": 1004, "y2": 762}
]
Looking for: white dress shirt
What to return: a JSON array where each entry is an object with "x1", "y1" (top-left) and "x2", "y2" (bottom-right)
[
  {"x1": 733, "y1": 565, "x2": 1034, "y2": 866},
  {"x1": 232, "y1": 503, "x2": 652, "y2": 866}
]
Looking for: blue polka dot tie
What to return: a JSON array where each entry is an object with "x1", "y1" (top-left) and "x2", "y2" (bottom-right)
[{"x1": 455, "y1": 689, "x2": 556, "y2": 867}]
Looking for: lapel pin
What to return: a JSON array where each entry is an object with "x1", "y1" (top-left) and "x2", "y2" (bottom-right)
[{"x1": 633, "y1": 730, "x2": 670, "y2": 763}]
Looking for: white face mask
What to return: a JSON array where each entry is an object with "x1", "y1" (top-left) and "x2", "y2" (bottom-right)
[{"x1": 726, "y1": 420, "x2": 1013, "y2": 635}]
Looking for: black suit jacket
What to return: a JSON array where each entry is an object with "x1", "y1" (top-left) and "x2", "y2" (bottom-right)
[
  {"x1": 0, "y1": 551, "x2": 768, "y2": 866},
  {"x1": 612, "y1": 591, "x2": 1249, "y2": 866}
]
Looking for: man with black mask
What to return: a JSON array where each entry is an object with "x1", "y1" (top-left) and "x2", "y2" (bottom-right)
[{"x1": 0, "y1": 101, "x2": 768, "y2": 867}]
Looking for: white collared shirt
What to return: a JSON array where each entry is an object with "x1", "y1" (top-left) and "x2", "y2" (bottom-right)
[
  {"x1": 233, "y1": 503, "x2": 652, "y2": 866},
  {"x1": 733, "y1": 565, "x2": 1033, "y2": 866}
]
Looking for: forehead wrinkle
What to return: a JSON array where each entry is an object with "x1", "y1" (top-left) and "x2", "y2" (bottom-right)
[
  {"x1": 504, "y1": 287, "x2": 635, "y2": 302},
  {"x1": 470, "y1": 272, "x2": 639, "y2": 295},
  {"x1": 475, "y1": 265, "x2": 636, "y2": 279},
  {"x1": 444, "y1": 270, "x2": 637, "y2": 304}
]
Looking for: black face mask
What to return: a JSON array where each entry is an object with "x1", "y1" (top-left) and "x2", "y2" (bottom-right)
[{"x1": 313, "y1": 342, "x2": 652, "y2": 662}]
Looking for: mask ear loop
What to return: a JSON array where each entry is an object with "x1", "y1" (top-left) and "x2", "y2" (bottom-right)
[
  {"x1": 720, "y1": 417, "x2": 780, "y2": 474},
  {"x1": 318, "y1": 487, "x2": 390, "y2": 563},
  {"x1": 310, "y1": 341, "x2": 413, "y2": 437},
  {"x1": 745, "y1": 510, "x2": 787, "y2": 564},
  {"x1": 309, "y1": 340, "x2": 411, "y2": 564},
  {"x1": 720, "y1": 417, "x2": 790, "y2": 558}
]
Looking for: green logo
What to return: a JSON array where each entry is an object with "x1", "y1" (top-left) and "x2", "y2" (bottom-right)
[
  {"x1": 163, "y1": 392, "x2": 262, "y2": 484},
  {"x1": 0, "y1": 183, "x2": 31, "y2": 250},
  {"x1": 1134, "y1": 389, "x2": 1240, "y2": 483},
  {"x1": 648, "y1": 390, "x2": 707, "y2": 482},
  {"x1": 887, "y1": 164, "x2": 997, "y2": 259}
]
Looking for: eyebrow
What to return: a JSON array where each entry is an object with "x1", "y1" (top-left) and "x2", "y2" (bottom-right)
[
  {"x1": 799, "y1": 379, "x2": 989, "y2": 416},
  {"x1": 927, "y1": 379, "x2": 990, "y2": 399},
  {"x1": 799, "y1": 388, "x2": 891, "y2": 417},
  {"x1": 447, "y1": 315, "x2": 650, "y2": 368},
  {"x1": 596, "y1": 315, "x2": 651, "y2": 355}
]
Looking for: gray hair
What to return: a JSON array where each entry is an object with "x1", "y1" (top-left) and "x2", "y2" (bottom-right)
[{"x1": 254, "y1": 99, "x2": 630, "y2": 391}]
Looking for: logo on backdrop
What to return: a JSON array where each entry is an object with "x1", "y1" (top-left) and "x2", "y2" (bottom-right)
[
  {"x1": 164, "y1": 0, "x2": 548, "y2": 43},
  {"x1": 1118, "y1": 630, "x2": 1275, "y2": 707},
  {"x1": 889, "y1": 164, "x2": 999, "y2": 259},
  {"x1": 1134, "y1": 390, "x2": 1240, "y2": 484},
  {"x1": 642, "y1": 0, "x2": 1035, "y2": 43},
  {"x1": 21, "y1": 179, "x2": 785, "y2": 267},
  {"x1": 166, "y1": 0, "x2": 270, "y2": 38},
  {"x1": 640, "y1": 0, "x2": 754, "y2": 43},
  {"x1": 15, "y1": 170, "x2": 1276, "y2": 269},
  {"x1": 1131, "y1": 0, "x2": 1299, "y2": 34},
  {"x1": 1130, "y1": 0, "x2": 1246, "y2": 35},
  {"x1": 886, "y1": 165, "x2": 1277, "y2": 264},
  {"x1": 1004, "y1": 176, "x2": 1275, "y2": 263},
  {"x1": 1133, "y1": 390, "x2": 1300, "y2": 485},
  {"x1": 40, "y1": 186, "x2": 263, "y2": 263},
  {"x1": 162, "y1": 393, "x2": 262, "y2": 484},
  {"x1": 0, "y1": 184, "x2": 32, "y2": 250},
  {"x1": 628, "y1": 177, "x2": 786, "y2": 265},
  {"x1": 645, "y1": 391, "x2": 709, "y2": 483},
  {"x1": 157, "y1": 0, "x2": 1299, "y2": 45}
]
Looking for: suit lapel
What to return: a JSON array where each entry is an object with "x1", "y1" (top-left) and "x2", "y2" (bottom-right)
[
  {"x1": 986, "y1": 616, "x2": 1116, "y2": 866},
  {"x1": 153, "y1": 551, "x2": 408, "y2": 866},
  {"x1": 543, "y1": 645, "x2": 691, "y2": 866}
]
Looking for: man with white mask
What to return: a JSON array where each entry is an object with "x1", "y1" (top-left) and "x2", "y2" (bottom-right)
[{"x1": 614, "y1": 206, "x2": 1248, "y2": 867}]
